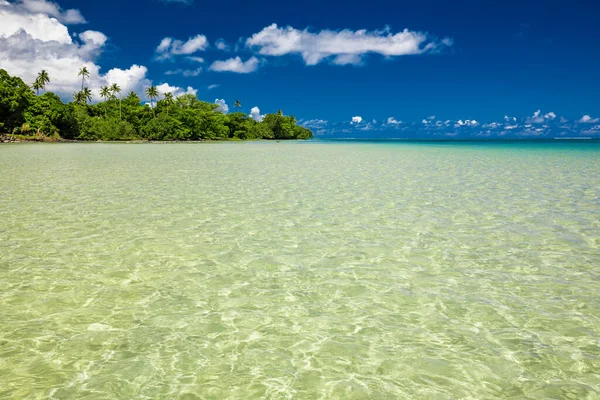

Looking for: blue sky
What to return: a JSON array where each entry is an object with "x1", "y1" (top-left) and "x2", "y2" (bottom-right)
[{"x1": 1, "y1": 0, "x2": 600, "y2": 137}]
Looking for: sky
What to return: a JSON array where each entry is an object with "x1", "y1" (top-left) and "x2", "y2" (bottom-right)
[{"x1": 1, "y1": 0, "x2": 599, "y2": 138}]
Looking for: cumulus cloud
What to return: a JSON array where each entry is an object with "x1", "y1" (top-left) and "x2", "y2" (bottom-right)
[
  {"x1": 155, "y1": 82, "x2": 197, "y2": 98},
  {"x1": 215, "y1": 38, "x2": 229, "y2": 51},
  {"x1": 579, "y1": 115, "x2": 599, "y2": 123},
  {"x1": 3, "y1": 0, "x2": 86, "y2": 25},
  {"x1": 454, "y1": 119, "x2": 479, "y2": 127},
  {"x1": 351, "y1": 116, "x2": 363, "y2": 124},
  {"x1": 214, "y1": 98, "x2": 229, "y2": 113},
  {"x1": 526, "y1": 110, "x2": 557, "y2": 124},
  {"x1": 155, "y1": 34, "x2": 208, "y2": 60},
  {"x1": 246, "y1": 24, "x2": 452, "y2": 66},
  {"x1": 0, "y1": 1, "x2": 151, "y2": 100},
  {"x1": 165, "y1": 68, "x2": 202, "y2": 77},
  {"x1": 207, "y1": 84, "x2": 220, "y2": 90},
  {"x1": 249, "y1": 106, "x2": 264, "y2": 122},
  {"x1": 209, "y1": 56, "x2": 260, "y2": 73},
  {"x1": 0, "y1": 1, "x2": 198, "y2": 102}
]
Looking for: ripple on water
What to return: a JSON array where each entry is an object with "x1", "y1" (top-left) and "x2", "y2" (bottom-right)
[{"x1": 0, "y1": 142, "x2": 599, "y2": 398}]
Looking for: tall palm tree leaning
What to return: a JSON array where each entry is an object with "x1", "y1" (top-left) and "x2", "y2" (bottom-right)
[
  {"x1": 78, "y1": 66, "x2": 90, "y2": 91},
  {"x1": 145, "y1": 86, "x2": 159, "y2": 118},
  {"x1": 163, "y1": 92, "x2": 174, "y2": 117},
  {"x1": 110, "y1": 83, "x2": 122, "y2": 119},
  {"x1": 234, "y1": 100, "x2": 242, "y2": 112},
  {"x1": 99, "y1": 86, "x2": 111, "y2": 117}
]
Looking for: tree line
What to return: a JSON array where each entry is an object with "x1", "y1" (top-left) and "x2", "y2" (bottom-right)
[{"x1": 0, "y1": 68, "x2": 313, "y2": 141}]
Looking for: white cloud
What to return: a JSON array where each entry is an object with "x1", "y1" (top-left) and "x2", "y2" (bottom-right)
[
  {"x1": 165, "y1": 68, "x2": 202, "y2": 77},
  {"x1": 249, "y1": 106, "x2": 264, "y2": 122},
  {"x1": 427, "y1": 115, "x2": 436, "y2": 120},
  {"x1": 104, "y1": 65, "x2": 151, "y2": 95},
  {"x1": 207, "y1": 84, "x2": 220, "y2": 90},
  {"x1": 209, "y1": 56, "x2": 260, "y2": 73},
  {"x1": 4, "y1": 0, "x2": 86, "y2": 25},
  {"x1": 78, "y1": 30, "x2": 107, "y2": 48},
  {"x1": 351, "y1": 116, "x2": 363, "y2": 124},
  {"x1": 526, "y1": 109, "x2": 544, "y2": 124},
  {"x1": 0, "y1": 1, "x2": 149, "y2": 100},
  {"x1": 215, "y1": 98, "x2": 229, "y2": 113},
  {"x1": 0, "y1": 2, "x2": 72, "y2": 43},
  {"x1": 246, "y1": 24, "x2": 452, "y2": 66},
  {"x1": 155, "y1": 34, "x2": 208, "y2": 60},
  {"x1": 579, "y1": 115, "x2": 599, "y2": 123},
  {"x1": 186, "y1": 56, "x2": 204, "y2": 63},
  {"x1": 155, "y1": 82, "x2": 197, "y2": 98},
  {"x1": 455, "y1": 119, "x2": 478, "y2": 127},
  {"x1": 387, "y1": 117, "x2": 401, "y2": 125},
  {"x1": 504, "y1": 115, "x2": 517, "y2": 122},
  {"x1": 215, "y1": 38, "x2": 229, "y2": 51},
  {"x1": 526, "y1": 109, "x2": 556, "y2": 124},
  {"x1": 302, "y1": 119, "x2": 328, "y2": 128}
]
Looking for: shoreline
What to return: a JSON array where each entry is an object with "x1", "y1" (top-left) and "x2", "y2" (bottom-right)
[{"x1": 0, "y1": 134, "x2": 298, "y2": 144}]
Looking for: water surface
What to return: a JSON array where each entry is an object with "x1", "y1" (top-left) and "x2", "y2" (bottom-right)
[{"x1": 1, "y1": 142, "x2": 599, "y2": 398}]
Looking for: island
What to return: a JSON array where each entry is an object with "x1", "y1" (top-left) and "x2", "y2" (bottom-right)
[{"x1": 0, "y1": 69, "x2": 313, "y2": 142}]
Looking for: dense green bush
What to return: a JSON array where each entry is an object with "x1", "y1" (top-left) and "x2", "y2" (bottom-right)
[{"x1": 0, "y1": 69, "x2": 313, "y2": 141}]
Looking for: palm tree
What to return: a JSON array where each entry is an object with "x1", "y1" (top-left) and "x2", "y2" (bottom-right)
[
  {"x1": 73, "y1": 91, "x2": 85, "y2": 104},
  {"x1": 37, "y1": 70, "x2": 50, "y2": 93},
  {"x1": 82, "y1": 88, "x2": 93, "y2": 104},
  {"x1": 99, "y1": 86, "x2": 111, "y2": 117},
  {"x1": 32, "y1": 79, "x2": 42, "y2": 95},
  {"x1": 290, "y1": 114, "x2": 296, "y2": 125},
  {"x1": 145, "y1": 86, "x2": 159, "y2": 117},
  {"x1": 78, "y1": 66, "x2": 90, "y2": 91},
  {"x1": 234, "y1": 100, "x2": 242, "y2": 112},
  {"x1": 163, "y1": 92, "x2": 174, "y2": 117},
  {"x1": 110, "y1": 83, "x2": 122, "y2": 119}
]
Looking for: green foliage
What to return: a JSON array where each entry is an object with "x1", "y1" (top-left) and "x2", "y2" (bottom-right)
[
  {"x1": 78, "y1": 116, "x2": 138, "y2": 141},
  {"x1": 0, "y1": 69, "x2": 314, "y2": 141},
  {"x1": 0, "y1": 69, "x2": 35, "y2": 132}
]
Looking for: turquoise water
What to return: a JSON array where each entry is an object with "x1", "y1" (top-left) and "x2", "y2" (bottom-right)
[{"x1": 1, "y1": 141, "x2": 599, "y2": 399}]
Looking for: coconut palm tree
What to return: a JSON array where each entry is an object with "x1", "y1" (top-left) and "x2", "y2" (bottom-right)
[
  {"x1": 37, "y1": 70, "x2": 50, "y2": 93},
  {"x1": 163, "y1": 92, "x2": 174, "y2": 117},
  {"x1": 73, "y1": 91, "x2": 85, "y2": 104},
  {"x1": 82, "y1": 88, "x2": 93, "y2": 104},
  {"x1": 234, "y1": 100, "x2": 242, "y2": 112},
  {"x1": 145, "y1": 85, "x2": 159, "y2": 117},
  {"x1": 99, "y1": 86, "x2": 111, "y2": 117},
  {"x1": 78, "y1": 66, "x2": 90, "y2": 91},
  {"x1": 110, "y1": 83, "x2": 122, "y2": 119},
  {"x1": 32, "y1": 79, "x2": 42, "y2": 95}
]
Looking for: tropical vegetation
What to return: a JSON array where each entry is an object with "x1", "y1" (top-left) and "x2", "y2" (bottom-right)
[{"x1": 0, "y1": 69, "x2": 313, "y2": 141}]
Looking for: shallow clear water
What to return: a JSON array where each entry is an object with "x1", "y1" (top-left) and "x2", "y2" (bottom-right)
[{"x1": 1, "y1": 141, "x2": 599, "y2": 399}]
